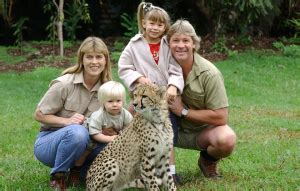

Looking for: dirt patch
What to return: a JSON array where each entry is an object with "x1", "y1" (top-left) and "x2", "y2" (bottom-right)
[
  {"x1": 0, "y1": 36, "x2": 276, "y2": 73},
  {"x1": 0, "y1": 59, "x2": 72, "y2": 73}
]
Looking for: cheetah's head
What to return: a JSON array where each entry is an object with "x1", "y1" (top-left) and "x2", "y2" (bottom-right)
[{"x1": 132, "y1": 84, "x2": 167, "y2": 121}]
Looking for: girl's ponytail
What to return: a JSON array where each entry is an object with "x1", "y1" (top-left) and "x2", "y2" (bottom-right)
[
  {"x1": 137, "y1": 2, "x2": 145, "y2": 34},
  {"x1": 137, "y1": 2, "x2": 154, "y2": 34}
]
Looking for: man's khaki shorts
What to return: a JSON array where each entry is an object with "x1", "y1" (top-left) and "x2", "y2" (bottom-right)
[
  {"x1": 175, "y1": 129, "x2": 202, "y2": 151},
  {"x1": 175, "y1": 125, "x2": 215, "y2": 151}
]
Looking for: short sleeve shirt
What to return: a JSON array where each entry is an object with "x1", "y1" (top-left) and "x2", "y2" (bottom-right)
[
  {"x1": 180, "y1": 53, "x2": 229, "y2": 130},
  {"x1": 38, "y1": 72, "x2": 101, "y2": 129},
  {"x1": 87, "y1": 107, "x2": 133, "y2": 135}
]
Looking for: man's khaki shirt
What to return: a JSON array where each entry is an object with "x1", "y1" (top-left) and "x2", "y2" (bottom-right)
[
  {"x1": 180, "y1": 53, "x2": 229, "y2": 131},
  {"x1": 38, "y1": 72, "x2": 101, "y2": 129}
]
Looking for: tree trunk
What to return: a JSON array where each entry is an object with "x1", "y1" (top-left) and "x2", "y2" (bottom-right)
[
  {"x1": 53, "y1": 0, "x2": 64, "y2": 57},
  {"x1": 58, "y1": 0, "x2": 64, "y2": 57}
]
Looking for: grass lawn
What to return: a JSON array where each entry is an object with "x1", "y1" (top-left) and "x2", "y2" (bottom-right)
[{"x1": 0, "y1": 49, "x2": 299, "y2": 190}]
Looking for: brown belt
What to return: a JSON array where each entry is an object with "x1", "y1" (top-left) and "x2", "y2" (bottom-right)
[{"x1": 40, "y1": 126, "x2": 61, "y2": 132}]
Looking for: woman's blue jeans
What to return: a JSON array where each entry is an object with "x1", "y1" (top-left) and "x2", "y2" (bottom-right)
[{"x1": 34, "y1": 125, "x2": 91, "y2": 175}]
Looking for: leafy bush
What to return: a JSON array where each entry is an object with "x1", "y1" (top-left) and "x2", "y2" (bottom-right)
[
  {"x1": 212, "y1": 36, "x2": 229, "y2": 53},
  {"x1": 64, "y1": 0, "x2": 91, "y2": 41},
  {"x1": 43, "y1": 0, "x2": 91, "y2": 42},
  {"x1": 282, "y1": 45, "x2": 300, "y2": 57},
  {"x1": 112, "y1": 41, "x2": 125, "y2": 51},
  {"x1": 43, "y1": 2, "x2": 58, "y2": 43},
  {"x1": 198, "y1": 0, "x2": 281, "y2": 36},
  {"x1": 272, "y1": 41, "x2": 300, "y2": 57},
  {"x1": 236, "y1": 35, "x2": 253, "y2": 45},
  {"x1": 272, "y1": 41, "x2": 285, "y2": 50},
  {"x1": 288, "y1": 14, "x2": 300, "y2": 38},
  {"x1": 120, "y1": 13, "x2": 138, "y2": 39},
  {"x1": 12, "y1": 17, "x2": 29, "y2": 54},
  {"x1": 110, "y1": 41, "x2": 125, "y2": 64},
  {"x1": 111, "y1": 52, "x2": 122, "y2": 65}
]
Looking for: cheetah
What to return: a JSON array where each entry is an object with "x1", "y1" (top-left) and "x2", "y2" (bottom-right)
[{"x1": 86, "y1": 84, "x2": 176, "y2": 191}]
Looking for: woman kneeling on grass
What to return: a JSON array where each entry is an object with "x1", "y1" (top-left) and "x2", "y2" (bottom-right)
[{"x1": 33, "y1": 36, "x2": 112, "y2": 190}]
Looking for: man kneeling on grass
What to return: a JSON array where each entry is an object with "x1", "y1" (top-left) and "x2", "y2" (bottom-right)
[{"x1": 167, "y1": 19, "x2": 237, "y2": 179}]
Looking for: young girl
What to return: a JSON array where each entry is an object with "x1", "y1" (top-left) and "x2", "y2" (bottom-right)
[
  {"x1": 118, "y1": 2, "x2": 183, "y2": 184},
  {"x1": 118, "y1": 2, "x2": 183, "y2": 99}
]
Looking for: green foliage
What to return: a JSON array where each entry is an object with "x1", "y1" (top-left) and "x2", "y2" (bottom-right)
[
  {"x1": 227, "y1": 49, "x2": 238, "y2": 58},
  {"x1": 272, "y1": 41, "x2": 300, "y2": 57},
  {"x1": 235, "y1": 0, "x2": 279, "y2": 35},
  {"x1": 278, "y1": 36, "x2": 300, "y2": 44},
  {"x1": 110, "y1": 41, "x2": 125, "y2": 64},
  {"x1": 288, "y1": 14, "x2": 300, "y2": 38},
  {"x1": 43, "y1": 1, "x2": 91, "y2": 42},
  {"x1": 112, "y1": 41, "x2": 125, "y2": 51},
  {"x1": 120, "y1": 13, "x2": 138, "y2": 39},
  {"x1": 272, "y1": 41, "x2": 285, "y2": 50},
  {"x1": 111, "y1": 52, "x2": 122, "y2": 65},
  {"x1": 200, "y1": 0, "x2": 281, "y2": 36},
  {"x1": 43, "y1": 2, "x2": 58, "y2": 43},
  {"x1": 212, "y1": 36, "x2": 229, "y2": 53},
  {"x1": 11, "y1": 17, "x2": 29, "y2": 54},
  {"x1": 282, "y1": 44, "x2": 300, "y2": 57},
  {"x1": 236, "y1": 35, "x2": 253, "y2": 45},
  {"x1": 235, "y1": 0, "x2": 273, "y2": 16},
  {"x1": 64, "y1": 0, "x2": 91, "y2": 41},
  {"x1": 63, "y1": 40, "x2": 77, "y2": 49}
]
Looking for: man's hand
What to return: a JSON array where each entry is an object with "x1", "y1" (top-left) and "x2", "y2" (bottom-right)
[{"x1": 168, "y1": 96, "x2": 184, "y2": 117}]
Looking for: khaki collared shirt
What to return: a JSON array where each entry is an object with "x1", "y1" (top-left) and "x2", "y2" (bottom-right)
[
  {"x1": 180, "y1": 53, "x2": 229, "y2": 131},
  {"x1": 38, "y1": 72, "x2": 101, "y2": 129}
]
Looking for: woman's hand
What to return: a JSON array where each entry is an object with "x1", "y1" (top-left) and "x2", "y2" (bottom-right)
[{"x1": 67, "y1": 113, "x2": 85, "y2": 125}]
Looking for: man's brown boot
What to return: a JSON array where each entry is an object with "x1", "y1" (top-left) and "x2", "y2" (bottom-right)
[
  {"x1": 49, "y1": 172, "x2": 67, "y2": 191},
  {"x1": 198, "y1": 151, "x2": 222, "y2": 178}
]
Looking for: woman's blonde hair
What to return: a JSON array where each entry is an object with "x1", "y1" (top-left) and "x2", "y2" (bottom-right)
[
  {"x1": 98, "y1": 81, "x2": 126, "y2": 107},
  {"x1": 62, "y1": 37, "x2": 112, "y2": 84},
  {"x1": 137, "y1": 2, "x2": 170, "y2": 36},
  {"x1": 167, "y1": 19, "x2": 201, "y2": 51}
]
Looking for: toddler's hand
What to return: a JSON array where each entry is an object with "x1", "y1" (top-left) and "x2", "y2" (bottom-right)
[{"x1": 110, "y1": 135, "x2": 118, "y2": 142}]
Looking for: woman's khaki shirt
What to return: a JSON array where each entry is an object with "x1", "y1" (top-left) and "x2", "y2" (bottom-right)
[{"x1": 38, "y1": 72, "x2": 101, "y2": 130}]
